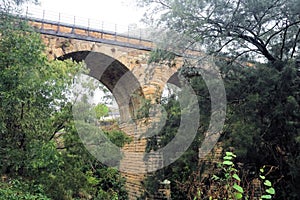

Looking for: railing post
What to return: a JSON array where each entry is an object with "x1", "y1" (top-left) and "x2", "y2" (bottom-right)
[
  {"x1": 139, "y1": 28, "x2": 142, "y2": 44},
  {"x1": 101, "y1": 21, "x2": 104, "y2": 39},
  {"x1": 88, "y1": 18, "x2": 90, "y2": 36},
  {"x1": 25, "y1": 6, "x2": 28, "y2": 18},
  {"x1": 41, "y1": 10, "x2": 45, "y2": 30},
  {"x1": 57, "y1": 12, "x2": 61, "y2": 33},
  {"x1": 115, "y1": 24, "x2": 117, "y2": 41},
  {"x1": 72, "y1": 16, "x2": 76, "y2": 34},
  {"x1": 128, "y1": 25, "x2": 130, "y2": 43}
]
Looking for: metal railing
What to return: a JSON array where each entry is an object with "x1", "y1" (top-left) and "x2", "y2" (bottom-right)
[{"x1": 21, "y1": 6, "x2": 151, "y2": 42}]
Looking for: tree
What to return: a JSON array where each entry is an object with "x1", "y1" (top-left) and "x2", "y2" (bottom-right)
[
  {"x1": 138, "y1": 0, "x2": 300, "y2": 65},
  {"x1": 0, "y1": 0, "x2": 38, "y2": 15},
  {"x1": 0, "y1": 9, "x2": 82, "y2": 177},
  {"x1": 0, "y1": 1, "x2": 129, "y2": 199},
  {"x1": 138, "y1": 0, "x2": 300, "y2": 199},
  {"x1": 142, "y1": 80, "x2": 211, "y2": 199},
  {"x1": 94, "y1": 103, "x2": 109, "y2": 120},
  {"x1": 218, "y1": 60, "x2": 300, "y2": 199}
]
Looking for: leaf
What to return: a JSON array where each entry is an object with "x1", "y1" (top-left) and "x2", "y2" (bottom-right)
[
  {"x1": 212, "y1": 175, "x2": 220, "y2": 180},
  {"x1": 260, "y1": 175, "x2": 266, "y2": 180},
  {"x1": 260, "y1": 168, "x2": 265, "y2": 173},
  {"x1": 261, "y1": 194, "x2": 272, "y2": 199},
  {"x1": 266, "y1": 187, "x2": 275, "y2": 195},
  {"x1": 235, "y1": 192, "x2": 243, "y2": 199},
  {"x1": 264, "y1": 180, "x2": 272, "y2": 187},
  {"x1": 233, "y1": 183, "x2": 244, "y2": 193},
  {"x1": 223, "y1": 156, "x2": 233, "y2": 160},
  {"x1": 232, "y1": 173, "x2": 241, "y2": 181},
  {"x1": 225, "y1": 151, "x2": 236, "y2": 157},
  {"x1": 223, "y1": 160, "x2": 233, "y2": 165}
]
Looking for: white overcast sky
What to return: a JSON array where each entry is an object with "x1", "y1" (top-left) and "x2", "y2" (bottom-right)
[{"x1": 23, "y1": 0, "x2": 146, "y2": 28}]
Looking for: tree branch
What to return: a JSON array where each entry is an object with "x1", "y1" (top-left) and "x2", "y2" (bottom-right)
[
  {"x1": 49, "y1": 122, "x2": 65, "y2": 141},
  {"x1": 280, "y1": 22, "x2": 288, "y2": 60},
  {"x1": 230, "y1": 0, "x2": 241, "y2": 22},
  {"x1": 259, "y1": 21, "x2": 281, "y2": 37},
  {"x1": 252, "y1": 0, "x2": 282, "y2": 35},
  {"x1": 153, "y1": 0, "x2": 171, "y2": 9},
  {"x1": 291, "y1": 28, "x2": 300, "y2": 59},
  {"x1": 235, "y1": 25, "x2": 267, "y2": 47},
  {"x1": 215, "y1": 38, "x2": 236, "y2": 53},
  {"x1": 228, "y1": 32, "x2": 277, "y2": 62},
  {"x1": 265, "y1": 20, "x2": 300, "y2": 46}
]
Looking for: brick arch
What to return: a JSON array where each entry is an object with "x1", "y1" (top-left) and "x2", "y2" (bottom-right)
[{"x1": 58, "y1": 50, "x2": 144, "y2": 123}]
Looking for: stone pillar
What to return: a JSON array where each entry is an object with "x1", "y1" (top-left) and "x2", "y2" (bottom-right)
[{"x1": 119, "y1": 121, "x2": 149, "y2": 199}]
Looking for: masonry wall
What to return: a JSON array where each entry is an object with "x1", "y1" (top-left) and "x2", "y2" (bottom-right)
[{"x1": 37, "y1": 21, "x2": 186, "y2": 199}]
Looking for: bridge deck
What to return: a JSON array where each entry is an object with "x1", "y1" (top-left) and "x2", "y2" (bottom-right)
[{"x1": 28, "y1": 18, "x2": 154, "y2": 51}]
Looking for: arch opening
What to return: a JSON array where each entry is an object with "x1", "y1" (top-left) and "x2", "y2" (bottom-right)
[
  {"x1": 161, "y1": 72, "x2": 182, "y2": 102},
  {"x1": 59, "y1": 51, "x2": 144, "y2": 123}
]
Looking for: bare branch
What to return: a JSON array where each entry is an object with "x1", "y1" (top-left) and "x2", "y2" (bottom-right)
[
  {"x1": 259, "y1": 21, "x2": 281, "y2": 37},
  {"x1": 265, "y1": 20, "x2": 300, "y2": 46},
  {"x1": 215, "y1": 38, "x2": 236, "y2": 53},
  {"x1": 252, "y1": 0, "x2": 283, "y2": 34},
  {"x1": 280, "y1": 21, "x2": 288, "y2": 60},
  {"x1": 291, "y1": 28, "x2": 300, "y2": 58},
  {"x1": 231, "y1": 49, "x2": 260, "y2": 64},
  {"x1": 235, "y1": 25, "x2": 266, "y2": 46},
  {"x1": 152, "y1": 0, "x2": 171, "y2": 9},
  {"x1": 228, "y1": 32, "x2": 277, "y2": 62},
  {"x1": 233, "y1": 0, "x2": 241, "y2": 16}
]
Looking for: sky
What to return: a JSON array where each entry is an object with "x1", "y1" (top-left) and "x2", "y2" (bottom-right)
[{"x1": 23, "y1": 0, "x2": 146, "y2": 30}]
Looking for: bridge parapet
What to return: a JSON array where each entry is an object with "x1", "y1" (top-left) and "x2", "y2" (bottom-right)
[
  {"x1": 20, "y1": 6, "x2": 154, "y2": 50},
  {"x1": 28, "y1": 19, "x2": 154, "y2": 51}
]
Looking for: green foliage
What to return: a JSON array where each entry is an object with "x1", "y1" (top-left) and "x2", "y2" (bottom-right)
[
  {"x1": 0, "y1": 15, "x2": 83, "y2": 177},
  {"x1": 143, "y1": 58, "x2": 299, "y2": 199},
  {"x1": 139, "y1": 0, "x2": 300, "y2": 199},
  {"x1": 0, "y1": 179, "x2": 51, "y2": 200},
  {"x1": 139, "y1": 0, "x2": 300, "y2": 63},
  {"x1": 0, "y1": 5, "x2": 128, "y2": 200},
  {"x1": 135, "y1": 98, "x2": 151, "y2": 119},
  {"x1": 143, "y1": 87, "x2": 208, "y2": 199},
  {"x1": 94, "y1": 103, "x2": 109, "y2": 120},
  {"x1": 104, "y1": 130, "x2": 133, "y2": 148},
  {"x1": 259, "y1": 166, "x2": 276, "y2": 200},
  {"x1": 208, "y1": 151, "x2": 244, "y2": 200},
  {"x1": 148, "y1": 49, "x2": 177, "y2": 67},
  {"x1": 143, "y1": 59, "x2": 299, "y2": 199},
  {"x1": 220, "y1": 61, "x2": 300, "y2": 199},
  {"x1": 94, "y1": 167, "x2": 128, "y2": 200},
  {"x1": 191, "y1": 152, "x2": 276, "y2": 200}
]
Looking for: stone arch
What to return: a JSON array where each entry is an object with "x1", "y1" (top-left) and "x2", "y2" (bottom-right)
[
  {"x1": 58, "y1": 50, "x2": 144, "y2": 123},
  {"x1": 167, "y1": 72, "x2": 182, "y2": 88},
  {"x1": 152, "y1": 70, "x2": 183, "y2": 103}
]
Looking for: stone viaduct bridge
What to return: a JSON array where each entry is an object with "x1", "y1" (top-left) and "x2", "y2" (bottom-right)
[
  {"x1": 25, "y1": 12, "x2": 212, "y2": 199},
  {"x1": 27, "y1": 16, "x2": 182, "y2": 199}
]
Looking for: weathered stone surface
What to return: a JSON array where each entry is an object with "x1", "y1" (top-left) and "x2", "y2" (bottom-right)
[{"x1": 35, "y1": 20, "x2": 203, "y2": 199}]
